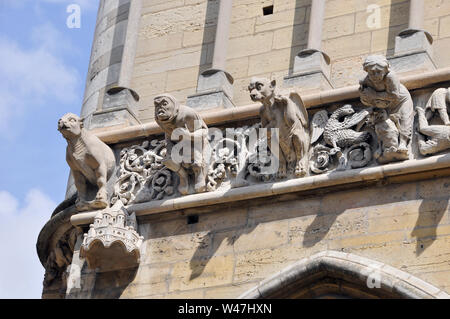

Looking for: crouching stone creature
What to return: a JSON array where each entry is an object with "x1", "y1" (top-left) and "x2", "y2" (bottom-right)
[
  {"x1": 248, "y1": 77, "x2": 310, "y2": 178},
  {"x1": 154, "y1": 94, "x2": 211, "y2": 195},
  {"x1": 58, "y1": 113, "x2": 116, "y2": 211}
]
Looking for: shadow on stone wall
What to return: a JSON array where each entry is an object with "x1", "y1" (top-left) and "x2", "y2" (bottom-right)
[
  {"x1": 91, "y1": 267, "x2": 138, "y2": 299},
  {"x1": 412, "y1": 196, "x2": 449, "y2": 256},
  {"x1": 189, "y1": 225, "x2": 257, "y2": 281}
]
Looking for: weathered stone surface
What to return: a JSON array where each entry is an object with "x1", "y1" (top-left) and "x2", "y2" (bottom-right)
[{"x1": 169, "y1": 255, "x2": 234, "y2": 291}]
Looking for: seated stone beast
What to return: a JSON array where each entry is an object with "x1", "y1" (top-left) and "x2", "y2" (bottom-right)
[
  {"x1": 248, "y1": 78, "x2": 310, "y2": 178},
  {"x1": 58, "y1": 113, "x2": 116, "y2": 211}
]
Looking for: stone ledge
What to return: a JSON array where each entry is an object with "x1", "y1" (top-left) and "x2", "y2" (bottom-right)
[
  {"x1": 95, "y1": 67, "x2": 450, "y2": 144},
  {"x1": 70, "y1": 153, "x2": 450, "y2": 227}
]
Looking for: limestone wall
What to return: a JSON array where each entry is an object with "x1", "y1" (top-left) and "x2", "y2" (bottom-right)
[
  {"x1": 131, "y1": 0, "x2": 450, "y2": 122},
  {"x1": 65, "y1": 173, "x2": 450, "y2": 298}
]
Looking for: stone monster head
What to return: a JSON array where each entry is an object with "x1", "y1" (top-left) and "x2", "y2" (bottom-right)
[
  {"x1": 58, "y1": 113, "x2": 83, "y2": 139},
  {"x1": 248, "y1": 77, "x2": 276, "y2": 103},
  {"x1": 363, "y1": 55, "x2": 390, "y2": 83},
  {"x1": 154, "y1": 94, "x2": 179, "y2": 122}
]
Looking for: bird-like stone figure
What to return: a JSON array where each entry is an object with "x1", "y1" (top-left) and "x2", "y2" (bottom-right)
[{"x1": 312, "y1": 104, "x2": 371, "y2": 153}]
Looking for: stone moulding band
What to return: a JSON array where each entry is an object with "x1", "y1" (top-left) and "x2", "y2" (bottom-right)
[
  {"x1": 70, "y1": 152, "x2": 450, "y2": 226},
  {"x1": 95, "y1": 67, "x2": 450, "y2": 144}
]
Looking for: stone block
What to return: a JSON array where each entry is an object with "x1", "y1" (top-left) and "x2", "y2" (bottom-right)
[
  {"x1": 186, "y1": 69, "x2": 235, "y2": 110},
  {"x1": 143, "y1": 231, "x2": 212, "y2": 264},
  {"x1": 88, "y1": 87, "x2": 141, "y2": 129},
  {"x1": 136, "y1": 32, "x2": 183, "y2": 57},
  {"x1": 228, "y1": 32, "x2": 273, "y2": 59},
  {"x1": 254, "y1": 7, "x2": 306, "y2": 33},
  {"x1": 233, "y1": 220, "x2": 289, "y2": 252},
  {"x1": 418, "y1": 177, "x2": 450, "y2": 199},
  {"x1": 272, "y1": 24, "x2": 308, "y2": 50},
  {"x1": 169, "y1": 255, "x2": 234, "y2": 291},
  {"x1": 394, "y1": 30, "x2": 433, "y2": 56},
  {"x1": 226, "y1": 57, "x2": 249, "y2": 79},
  {"x1": 230, "y1": 18, "x2": 255, "y2": 39},
  {"x1": 247, "y1": 48, "x2": 291, "y2": 76},
  {"x1": 323, "y1": 32, "x2": 371, "y2": 59},
  {"x1": 166, "y1": 66, "x2": 200, "y2": 91},
  {"x1": 284, "y1": 50, "x2": 333, "y2": 90},
  {"x1": 182, "y1": 26, "x2": 216, "y2": 48},
  {"x1": 328, "y1": 231, "x2": 405, "y2": 250},
  {"x1": 323, "y1": 13, "x2": 355, "y2": 40},
  {"x1": 389, "y1": 31, "x2": 436, "y2": 74}
]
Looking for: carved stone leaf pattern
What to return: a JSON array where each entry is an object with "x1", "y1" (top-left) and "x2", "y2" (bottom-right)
[
  {"x1": 111, "y1": 139, "x2": 175, "y2": 205},
  {"x1": 207, "y1": 125, "x2": 258, "y2": 191}
]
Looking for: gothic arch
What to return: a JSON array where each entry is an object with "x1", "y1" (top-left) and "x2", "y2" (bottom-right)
[{"x1": 239, "y1": 251, "x2": 449, "y2": 299}]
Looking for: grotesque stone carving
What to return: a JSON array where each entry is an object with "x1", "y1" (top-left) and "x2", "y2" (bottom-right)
[
  {"x1": 368, "y1": 108, "x2": 400, "y2": 161},
  {"x1": 154, "y1": 94, "x2": 211, "y2": 195},
  {"x1": 248, "y1": 78, "x2": 310, "y2": 178},
  {"x1": 58, "y1": 113, "x2": 116, "y2": 211},
  {"x1": 80, "y1": 201, "x2": 143, "y2": 270},
  {"x1": 310, "y1": 105, "x2": 372, "y2": 172},
  {"x1": 425, "y1": 87, "x2": 450, "y2": 126},
  {"x1": 359, "y1": 55, "x2": 414, "y2": 164},
  {"x1": 416, "y1": 88, "x2": 450, "y2": 155},
  {"x1": 43, "y1": 229, "x2": 78, "y2": 288}
]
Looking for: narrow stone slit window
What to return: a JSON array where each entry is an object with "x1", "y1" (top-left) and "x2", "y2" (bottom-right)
[
  {"x1": 263, "y1": 5, "x2": 273, "y2": 16},
  {"x1": 187, "y1": 215, "x2": 199, "y2": 225}
]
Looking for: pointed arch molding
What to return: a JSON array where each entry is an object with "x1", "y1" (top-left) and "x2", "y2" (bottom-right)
[{"x1": 239, "y1": 251, "x2": 449, "y2": 299}]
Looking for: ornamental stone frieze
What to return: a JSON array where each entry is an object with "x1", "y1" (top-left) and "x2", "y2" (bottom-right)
[
  {"x1": 104, "y1": 62, "x2": 450, "y2": 203},
  {"x1": 44, "y1": 56, "x2": 450, "y2": 299}
]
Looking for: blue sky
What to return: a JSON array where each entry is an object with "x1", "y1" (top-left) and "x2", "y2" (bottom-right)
[{"x1": 0, "y1": 0, "x2": 99, "y2": 298}]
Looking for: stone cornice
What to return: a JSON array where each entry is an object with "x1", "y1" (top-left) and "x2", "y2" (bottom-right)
[
  {"x1": 71, "y1": 152, "x2": 450, "y2": 226},
  {"x1": 94, "y1": 67, "x2": 450, "y2": 144}
]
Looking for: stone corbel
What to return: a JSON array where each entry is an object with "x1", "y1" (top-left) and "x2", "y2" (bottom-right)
[{"x1": 80, "y1": 201, "x2": 143, "y2": 271}]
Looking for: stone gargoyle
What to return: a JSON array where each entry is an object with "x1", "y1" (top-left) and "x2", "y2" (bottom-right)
[
  {"x1": 359, "y1": 55, "x2": 414, "y2": 164},
  {"x1": 58, "y1": 113, "x2": 115, "y2": 211},
  {"x1": 154, "y1": 94, "x2": 211, "y2": 195},
  {"x1": 248, "y1": 77, "x2": 310, "y2": 178},
  {"x1": 416, "y1": 87, "x2": 450, "y2": 155}
]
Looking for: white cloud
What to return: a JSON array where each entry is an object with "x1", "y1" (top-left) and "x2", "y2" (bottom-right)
[
  {"x1": 0, "y1": 189, "x2": 56, "y2": 299},
  {"x1": 0, "y1": 23, "x2": 80, "y2": 137}
]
